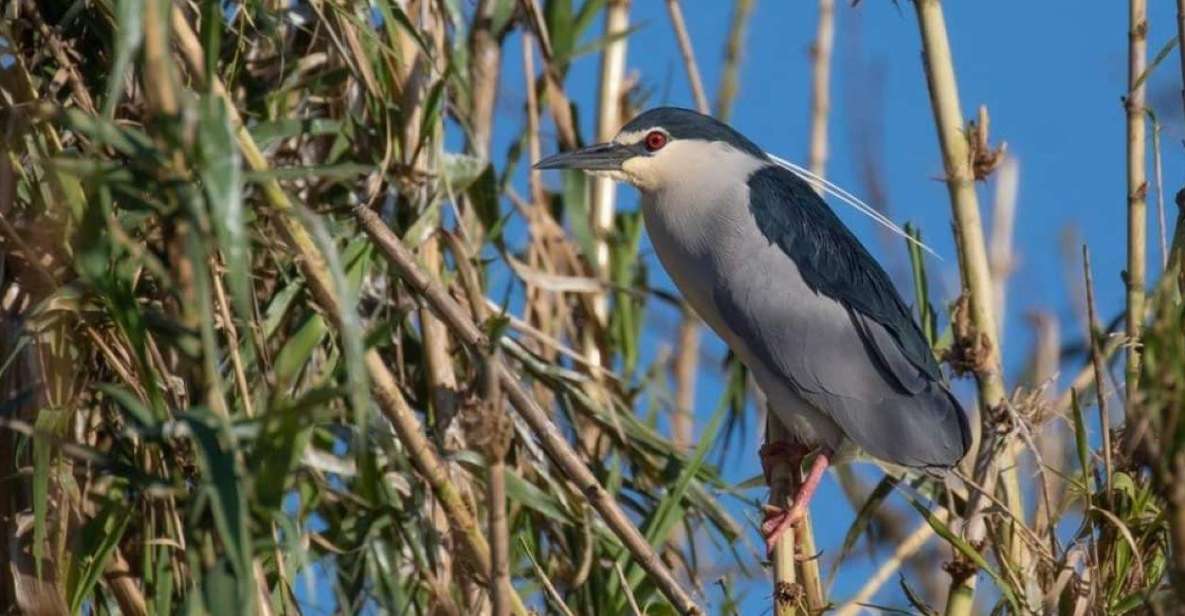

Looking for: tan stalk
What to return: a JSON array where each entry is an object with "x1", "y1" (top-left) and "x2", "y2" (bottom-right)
[
  {"x1": 807, "y1": 0, "x2": 835, "y2": 178},
  {"x1": 714, "y1": 0, "x2": 756, "y2": 121},
  {"x1": 768, "y1": 441, "x2": 799, "y2": 616},
  {"x1": 588, "y1": 0, "x2": 630, "y2": 368},
  {"x1": 1083, "y1": 247, "x2": 1114, "y2": 499},
  {"x1": 664, "y1": 0, "x2": 709, "y2": 454},
  {"x1": 353, "y1": 204, "x2": 704, "y2": 615},
  {"x1": 1126, "y1": 0, "x2": 1148, "y2": 411},
  {"x1": 1179, "y1": 0, "x2": 1185, "y2": 118},
  {"x1": 468, "y1": 0, "x2": 502, "y2": 159},
  {"x1": 665, "y1": 0, "x2": 711, "y2": 113},
  {"x1": 910, "y1": 1, "x2": 1012, "y2": 614},
  {"x1": 671, "y1": 317, "x2": 699, "y2": 450},
  {"x1": 988, "y1": 157, "x2": 1018, "y2": 341},
  {"x1": 449, "y1": 233, "x2": 513, "y2": 616},
  {"x1": 167, "y1": 12, "x2": 529, "y2": 616}
]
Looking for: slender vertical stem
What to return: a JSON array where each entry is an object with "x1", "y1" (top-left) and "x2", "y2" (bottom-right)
[
  {"x1": 1083, "y1": 246, "x2": 1114, "y2": 500},
  {"x1": 715, "y1": 0, "x2": 756, "y2": 121},
  {"x1": 911, "y1": 2, "x2": 1009, "y2": 614},
  {"x1": 523, "y1": 33, "x2": 545, "y2": 209},
  {"x1": 988, "y1": 157, "x2": 1018, "y2": 343},
  {"x1": 1178, "y1": 0, "x2": 1185, "y2": 137},
  {"x1": 1126, "y1": 0, "x2": 1148, "y2": 410},
  {"x1": 768, "y1": 419, "x2": 799, "y2": 616},
  {"x1": 590, "y1": 0, "x2": 631, "y2": 341},
  {"x1": 1152, "y1": 118, "x2": 1168, "y2": 269},
  {"x1": 672, "y1": 315, "x2": 699, "y2": 450},
  {"x1": 807, "y1": 0, "x2": 835, "y2": 179},
  {"x1": 664, "y1": 0, "x2": 709, "y2": 453},
  {"x1": 468, "y1": 0, "x2": 501, "y2": 159},
  {"x1": 665, "y1": 0, "x2": 711, "y2": 114}
]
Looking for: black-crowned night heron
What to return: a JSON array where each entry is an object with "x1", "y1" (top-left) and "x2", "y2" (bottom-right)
[{"x1": 536, "y1": 107, "x2": 970, "y2": 553}]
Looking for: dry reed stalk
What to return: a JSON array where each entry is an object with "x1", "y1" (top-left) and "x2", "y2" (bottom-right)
[
  {"x1": 910, "y1": 1, "x2": 1012, "y2": 614},
  {"x1": 1178, "y1": 0, "x2": 1185, "y2": 119},
  {"x1": 1125, "y1": 0, "x2": 1147, "y2": 410},
  {"x1": 989, "y1": 157, "x2": 1018, "y2": 342},
  {"x1": 1123, "y1": 0, "x2": 1151, "y2": 414},
  {"x1": 664, "y1": 0, "x2": 709, "y2": 454},
  {"x1": 715, "y1": 0, "x2": 756, "y2": 121},
  {"x1": 807, "y1": 0, "x2": 835, "y2": 179},
  {"x1": 1123, "y1": 0, "x2": 1142, "y2": 416},
  {"x1": 1083, "y1": 247, "x2": 1114, "y2": 497},
  {"x1": 588, "y1": 0, "x2": 630, "y2": 361},
  {"x1": 767, "y1": 424, "x2": 800, "y2": 616},
  {"x1": 665, "y1": 0, "x2": 711, "y2": 114}
]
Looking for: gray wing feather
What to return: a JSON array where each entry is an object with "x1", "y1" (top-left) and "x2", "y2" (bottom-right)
[{"x1": 716, "y1": 165, "x2": 970, "y2": 467}]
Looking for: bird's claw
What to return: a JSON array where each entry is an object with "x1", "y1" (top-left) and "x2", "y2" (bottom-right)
[{"x1": 761, "y1": 503, "x2": 805, "y2": 557}]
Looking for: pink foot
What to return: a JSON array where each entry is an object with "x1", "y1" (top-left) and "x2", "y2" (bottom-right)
[{"x1": 761, "y1": 449, "x2": 831, "y2": 557}]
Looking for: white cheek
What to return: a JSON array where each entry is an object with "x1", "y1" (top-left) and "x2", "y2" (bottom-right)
[
  {"x1": 621, "y1": 157, "x2": 658, "y2": 191},
  {"x1": 585, "y1": 168, "x2": 631, "y2": 183}
]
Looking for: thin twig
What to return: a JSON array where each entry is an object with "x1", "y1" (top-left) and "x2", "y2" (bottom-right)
[
  {"x1": 1082, "y1": 246, "x2": 1114, "y2": 498},
  {"x1": 615, "y1": 561, "x2": 645, "y2": 616}
]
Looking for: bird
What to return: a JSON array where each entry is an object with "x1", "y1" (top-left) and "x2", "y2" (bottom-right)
[{"x1": 535, "y1": 107, "x2": 971, "y2": 554}]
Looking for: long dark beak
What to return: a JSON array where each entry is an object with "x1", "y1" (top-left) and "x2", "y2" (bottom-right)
[{"x1": 534, "y1": 142, "x2": 634, "y2": 171}]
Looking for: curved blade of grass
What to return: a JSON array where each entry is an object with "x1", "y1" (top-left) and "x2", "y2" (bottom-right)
[
  {"x1": 102, "y1": 0, "x2": 144, "y2": 118},
  {"x1": 197, "y1": 95, "x2": 251, "y2": 320}
]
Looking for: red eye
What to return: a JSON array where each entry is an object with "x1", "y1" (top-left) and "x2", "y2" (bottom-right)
[{"x1": 644, "y1": 131, "x2": 668, "y2": 151}]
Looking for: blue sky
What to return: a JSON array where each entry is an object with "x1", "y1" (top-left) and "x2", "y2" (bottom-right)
[{"x1": 485, "y1": 1, "x2": 1185, "y2": 613}]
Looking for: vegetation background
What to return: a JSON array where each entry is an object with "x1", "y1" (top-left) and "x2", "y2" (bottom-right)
[{"x1": 1, "y1": 0, "x2": 1183, "y2": 614}]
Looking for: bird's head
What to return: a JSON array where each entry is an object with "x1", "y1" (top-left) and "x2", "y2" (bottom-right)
[{"x1": 534, "y1": 107, "x2": 767, "y2": 192}]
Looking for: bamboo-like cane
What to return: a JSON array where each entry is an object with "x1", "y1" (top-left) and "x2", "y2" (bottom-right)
[
  {"x1": 586, "y1": 0, "x2": 630, "y2": 395},
  {"x1": 909, "y1": 2, "x2": 1011, "y2": 615},
  {"x1": 664, "y1": 0, "x2": 708, "y2": 454},
  {"x1": 768, "y1": 418, "x2": 801, "y2": 616},
  {"x1": 1125, "y1": 0, "x2": 1148, "y2": 411}
]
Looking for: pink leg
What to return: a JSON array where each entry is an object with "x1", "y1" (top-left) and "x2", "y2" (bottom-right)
[{"x1": 761, "y1": 450, "x2": 831, "y2": 556}]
